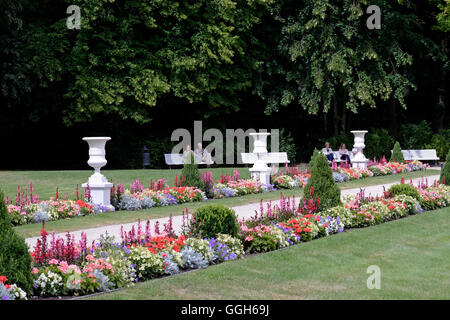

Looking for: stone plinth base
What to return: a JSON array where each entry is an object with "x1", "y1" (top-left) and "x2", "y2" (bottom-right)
[
  {"x1": 249, "y1": 167, "x2": 272, "y2": 185},
  {"x1": 82, "y1": 182, "x2": 113, "y2": 208}
]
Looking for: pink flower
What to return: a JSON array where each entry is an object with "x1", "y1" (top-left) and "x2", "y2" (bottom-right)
[
  {"x1": 86, "y1": 254, "x2": 95, "y2": 261},
  {"x1": 32, "y1": 267, "x2": 39, "y2": 274},
  {"x1": 49, "y1": 259, "x2": 59, "y2": 265},
  {"x1": 245, "y1": 236, "x2": 253, "y2": 242}
]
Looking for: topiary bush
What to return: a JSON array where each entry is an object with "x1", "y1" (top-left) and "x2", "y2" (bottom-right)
[
  {"x1": 440, "y1": 149, "x2": 450, "y2": 185},
  {"x1": 304, "y1": 153, "x2": 341, "y2": 210},
  {"x1": 0, "y1": 191, "x2": 33, "y2": 294},
  {"x1": 189, "y1": 204, "x2": 240, "y2": 238},
  {"x1": 308, "y1": 148, "x2": 320, "y2": 170},
  {"x1": 390, "y1": 141, "x2": 405, "y2": 163},
  {"x1": 181, "y1": 153, "x2": 205, "y2": 190},
  {"x1": 387, "y1": 184, "x2": 420, "y2": 200}
]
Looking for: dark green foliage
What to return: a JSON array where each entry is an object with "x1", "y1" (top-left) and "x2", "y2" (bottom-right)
[
  {"x1": 390, "y1": 141, "x2": 405, "y2": 163},
  {"x1": 322, "y1": 134, "x2": 353, "y2": 154},
  {"x1": 308, "y1": 148, "x2": 320, "y2": 170},
  {"x1": 400, "y1": 121, "x2": 433, "y2": 150},
  {"x1": 428, "y1": 129, "x2": 450, "y2": 160},
  {"x1": 365, "y1": 129, "x2": 395, "y2": 159},
  {"x1": 190, "y1": 205, "x2": 240, "y2": 238},
  {"x1": 278, "y1": 129, "x2": 297, "y2": 163},
  {"x1": 181, "y1": 153, "x2": 205, "y2": 190},
  {"x1": 388, "y1": 184, "x2": 420, "y2": 200},
  {"x1": 304, "y1": 153, "x2": 341, "y2": 210},
  {"x1": 0, "y1": 191, "x2": 33, "y2": 294},
  {"x1": 440, "y1": 149, "x2": 450, "y2": 185},
  {"x1": 257, "y1": 0, "x2": 416, "y2": 115}
]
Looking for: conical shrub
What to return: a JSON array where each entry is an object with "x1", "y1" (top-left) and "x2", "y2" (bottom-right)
[
  {"x1": 440, "y1": 149, "x2": 450, "y2": 185},
  {"x1": 390, "y1": 141, "x2": 405, "y2": 163},
  {"x1": 181, "y1": 153, "x2": 205, "y2": 190},
  {"x1": 0, "y1": 191, "x2": 33, "y2": 294},
  {"x1": 308, "y1": 148, "x2": 320, "y2": 170},
  {"x1": 304, "y1": 153, "x2": 341, "y2": 210}
]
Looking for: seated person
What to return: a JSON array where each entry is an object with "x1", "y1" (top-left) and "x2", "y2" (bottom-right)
[
  {"x1": 194, "y1": 143, "x2": 205, "y2": 163},
  {"x1": 339, "y1": 143, "x2": 351, "y2": 163},
  {"x1": 321, "y1": 142, "x2": 334, "y2": 161},
  {"x1": 183, "y1": 144, "x2": 195, "y2": 163}
]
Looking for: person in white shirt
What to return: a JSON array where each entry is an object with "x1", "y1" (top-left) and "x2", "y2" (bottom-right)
[
  {"x1": 322, "y1": 142, "x2": 334, "y2": 161},
  {"x1": 339, "y1": 143, "x2": 351, "y2": 163}
]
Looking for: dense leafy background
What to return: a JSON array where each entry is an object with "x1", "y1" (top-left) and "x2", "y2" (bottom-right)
[{"x1": 0, "y1": 0, "x2": 448, "y2": 168}]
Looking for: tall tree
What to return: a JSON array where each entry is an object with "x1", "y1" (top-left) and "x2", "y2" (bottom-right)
[
  {"x1": 256, "y1": 0, "x2": 419, "y2": 124},
  {"x1": 24, "y1": 0, "x2": 273, "y2": 125}
]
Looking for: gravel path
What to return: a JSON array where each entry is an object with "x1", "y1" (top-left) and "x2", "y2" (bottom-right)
[{"x1": 24, "y1": 174, "x2": 441, "y2": 249}]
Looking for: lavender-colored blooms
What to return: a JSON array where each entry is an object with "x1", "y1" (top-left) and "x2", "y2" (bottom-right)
[{"x1": 33, "y1": 209, "x2": 49, "y2": 223}]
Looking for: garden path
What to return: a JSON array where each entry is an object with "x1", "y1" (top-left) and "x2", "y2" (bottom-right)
[{"x1": 24, "y1": 174, "x2": 440, "y2": 249}]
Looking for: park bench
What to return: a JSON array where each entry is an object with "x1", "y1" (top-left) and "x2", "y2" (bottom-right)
[
  {"x1": 320, "y1": 151, "x2": 354, "y2": 163},
  {"x1": 241, "y1": 152, "x2": 290, "y2": 165},
  {"x1": 391, "y1": 149, "x2": 440, "y2": 162},
  {"x1": 164, "y1": 153, "x2": 214, "y2": 168}
]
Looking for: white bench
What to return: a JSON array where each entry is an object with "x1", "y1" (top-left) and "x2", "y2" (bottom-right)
[
  {"x1": 320, "y1": 151, "x2": 354, "y2": 163},
  {"x1": 164, "y1": 154, "x2": 214, "y2": 167},
  {"x1": 391, "y1": 149, "x2": 440, "y2": 161},
  {"x1": 241, "y1": 152, "x2": 290, "y2": 164}
]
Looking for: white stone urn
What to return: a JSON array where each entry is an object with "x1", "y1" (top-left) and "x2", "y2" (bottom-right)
[
  {"x1": 249, "y1": 132, "x2": 272, "y2": 185},
  {"x1": 81, "y1": 137, "x2": 113, "y2": 208},
  {"x1": 350, "y1": 130, "x2": 368, "y2": 168}
]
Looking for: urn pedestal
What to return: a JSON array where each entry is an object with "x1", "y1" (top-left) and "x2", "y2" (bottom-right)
[
  {"x1": 350, "y1": 130, "x2": 369, "y2": 169},
  {"x1": 81, "y1": 137, "x2": 114, "y2": 209},
  {"x1": 248, "y1": 132, "x2": 272, "y2": 185}
]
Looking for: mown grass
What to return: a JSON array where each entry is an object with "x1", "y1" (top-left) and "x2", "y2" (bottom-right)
[
  {"x1": 89, "y1": 206, "x2": 450, "y2": 300},
  {"x1": 0, "y1": 168, "x2": 251, "y2": 201},
  {"x1": 10, "y1": 170, "x2": 440, "y2": 238}
]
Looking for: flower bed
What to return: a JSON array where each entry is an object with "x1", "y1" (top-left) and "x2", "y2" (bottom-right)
[
  {"x1": 330, "y1": 160, "x2": 428, "y2": 183},
  {"x1": 5, "y1": 161, "x2": 429, "y2": 227},
  {"x1": 1, "y1": 276, "x2": 27, "y2": 300},
  {"x1": 4, "y1": 179, "x2": 448, "y2": 300}
]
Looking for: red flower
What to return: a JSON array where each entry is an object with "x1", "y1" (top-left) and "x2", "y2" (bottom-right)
[{"x1": 0, "y1": 276, "x2": 7, "y2": 283}]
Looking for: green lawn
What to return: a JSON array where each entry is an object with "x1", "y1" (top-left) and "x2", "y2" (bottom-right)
[
  {"x1": 0, "y1": 168, "x2": 439, "y2": 201},
  {"x1": 0, "y1": 168, "x2": 251, "y2": 201},
  {"x1": 9, "y1": 169, "x2": 440, "y2": 238},
  {"x1": 89, "y1": 206, "x2": 450, "y2": 300}
]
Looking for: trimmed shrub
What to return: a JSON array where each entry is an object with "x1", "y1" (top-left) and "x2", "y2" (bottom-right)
[
  {"x1": 304, "y1": 153, "x2": 341, "y2": 210},
  {"x1": 387, "y1": 184, "x2": 420, "y2": 200},
  {"x1": 308, "y1": 148, "x2": 320, "y2": 170},
  {"x1": 0, "y1": 191, "x2": 33, "y2": 294},
  {"x1": 181, "y1": 153, "x2": 205, "y2": 190},
  {"x1": 190, "y1": 204, "x2": 240, "y2": 238},
  {"x1": 390, "y1": 141, "x2": 405, "y2": 163},
  {"x1": 440, "y1": 149, "x2": 450, "y2": 185}
]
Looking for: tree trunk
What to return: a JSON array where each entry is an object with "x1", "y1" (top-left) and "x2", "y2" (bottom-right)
[
  {"x1": 438, "y1": 38, "x2": 448, "y2": 132},
  {"x1": 389, "y1": 99, "x2": 398, "y2": 136},
  {"x1": 333, "y1": 97, "x2": 339, "y2": 135},
  {"x1": 341, "y1": 107, "x2": 347, "y2": 133},
  {"x1": 323, "y1": 113, "x2": 328, "y2": 134}
]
